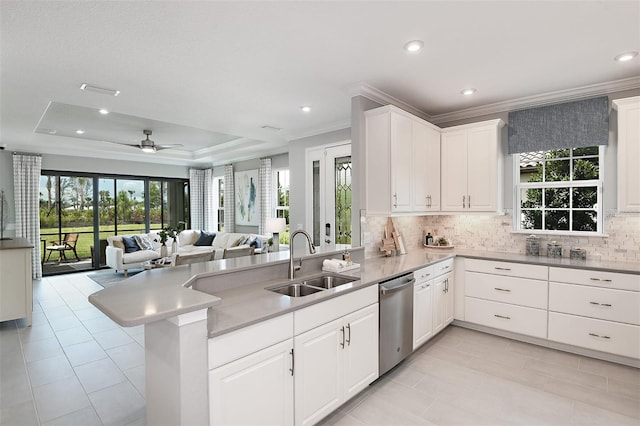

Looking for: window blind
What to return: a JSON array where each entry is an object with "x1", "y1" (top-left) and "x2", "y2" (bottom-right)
[{"x1": 507, "y1": 96, "x2": 609, "y2": 154}]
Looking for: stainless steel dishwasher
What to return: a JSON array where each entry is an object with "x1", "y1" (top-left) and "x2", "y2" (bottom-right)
[{"x1": 379, "y1": 272, "x2": 415, "y2": 375}]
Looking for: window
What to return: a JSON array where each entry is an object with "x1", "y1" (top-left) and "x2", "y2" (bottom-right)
[
  {"x1": 215, "y1": 176, "x2": 224, "y2": 231},
  {"x1": 516, "y1": 146, "x2": 602, "y2": 234},
  {"x1": 273, "y1": 169, "x2": 290, "y2": 244}
]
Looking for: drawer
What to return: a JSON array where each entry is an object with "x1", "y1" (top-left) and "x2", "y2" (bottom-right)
[
  {"x1": 549, "y1": 282, "x2": 640, "y2": 325},
  {"x1": 549, "y1": 267, "x2": 640, "y2": 292},
  {"x1": 465, "y1": 271, "x2": 548, "y2": 309},
  {"x1": 433, "y1": 259, "x2": 454, "y2": 277},
  {"x1": 209, "y1": 313, "x2": 293, "y2": 369},
  {"x1": 294, "y1": 285, "x2": 378, "y2": 335},
  {"x1": 465, "y1": 258, "x2": 548, "y2": 280},
  {"x1": 464, "y1": 297, "x2": 547, "y2": 339},
  {"x1": 549, "y1": 312, "x2": 640, "y2": 359},
  {"x1": 415, "y1": 265, "x2": 435, "y2": 283}
]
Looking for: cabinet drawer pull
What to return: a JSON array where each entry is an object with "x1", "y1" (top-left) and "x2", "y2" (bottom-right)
[
  {"x1": 462, "y1": 195, "x2": 466, "y2": 208},
  {"x1": 443, "y1": 265, "x2": 450, "y2": 269},
  {"x1": 590, "y1": 278, "x2": 612, "y2": 282},
  {"x1": 340, "y1": 326, "x2": 345, "y2": 349},
  {"x1": 494, "y1": 314, "x2": 511, "y2": 320},
  {"x1": 346, "y1": 323, "x2": 351, "y2": 346},
  {"x1": 494, "y1": 267, "x2": 511, "y2": 271},
  {"x1": 588, "y1": 332, "x2": 611, "y2": 340},
  {"x1": 468, "y1": 195, "x2": 471, "y2": 208},
  {"x1": 422, "y1": 284, "x2": 431, "y2": 289},
  {"x1": 494, "y1": 287, "x2": 511, "y2": 292},
  {"x1": 289, "y1": 349, "x2": 295, "y2": 376},
  {"x1": 589, "y1": 301, "x2": 612, "y2": 307}
]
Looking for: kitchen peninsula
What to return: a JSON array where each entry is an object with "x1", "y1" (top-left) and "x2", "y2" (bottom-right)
[{"x1": 89, "y1": 247, "x2": 640, "y2": 425}]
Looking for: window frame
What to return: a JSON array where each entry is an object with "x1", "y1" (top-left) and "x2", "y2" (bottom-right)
[
  {"x1": 513, "y1": 146, "x2": 604, "y2": 236},
  {"x1": 272, "y1": 168, "x2": 290, "y2": 221},
  {"x1": 213, "y1": 175, "x2": 224, "y2": 232}
]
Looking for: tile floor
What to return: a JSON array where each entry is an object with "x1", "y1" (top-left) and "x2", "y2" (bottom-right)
[{"x1": 1, "y1": 272, "x2": 639, "y2": 425}]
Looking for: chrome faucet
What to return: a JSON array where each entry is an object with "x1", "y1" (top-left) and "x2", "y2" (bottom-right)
[{"x1": 289, "y1": 229, "x2": 316, "y2": 280}]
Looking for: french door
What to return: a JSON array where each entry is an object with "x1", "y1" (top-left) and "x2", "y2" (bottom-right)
[{"x1": 305, "y1": 142, "x2": 352, "y2": 252}]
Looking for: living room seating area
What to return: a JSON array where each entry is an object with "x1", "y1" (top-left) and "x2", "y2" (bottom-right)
[{"x1": 106, "y1": 230, "x2": 268, "y2": 276}]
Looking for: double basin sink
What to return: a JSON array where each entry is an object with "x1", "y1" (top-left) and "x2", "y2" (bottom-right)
[{"x1": 267, "y1": 274, "x2": 355, "y2": 297}]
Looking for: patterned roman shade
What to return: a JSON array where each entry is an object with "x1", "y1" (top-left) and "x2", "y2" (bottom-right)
[
  {"x1": 189, "y1": 168, "x2": 214, "y2": 230},
  {"x1": 224, "y1": 164, "x2": 235, "y2": 233},
  {"x1": 13, "y1": 153, "x2": 42, "y2": 278},
  {"x1": 508, "y1": 96, "x2": 609, "y2": 154},
  {"x1": 259, "y1": 158, "x2": 272, "y2": 235}
]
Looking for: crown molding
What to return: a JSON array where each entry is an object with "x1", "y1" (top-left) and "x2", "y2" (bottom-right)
[
  {"x1": 346, "y1": 82, "x2": 432, "y2": 121},
  {"x1": 430, "y1": 76, "x2": 640, "y2": 124}
]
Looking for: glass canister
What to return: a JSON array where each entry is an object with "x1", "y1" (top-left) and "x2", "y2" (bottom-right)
[
  {"x1": 526, "y1": 235, "x2": 540, "y2": 256},
  {"x1": 547, "y1": 241, "x2": 562, "y2": 258},
  {"x1": 570, "y1": 247, "x2": 587, "y2": 260}
]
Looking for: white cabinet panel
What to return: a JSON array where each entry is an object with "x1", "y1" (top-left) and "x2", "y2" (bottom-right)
[
  {"x1": 613, "y1": 96, "x2": 640, "y2": 212},
  {"x1": 209, "y1": 339, "x2": 294, "y2": 426},
  {"x1": 549, "y1": 312, "x2": 640, "y2": 359},
  {"x1": 0, "y1": 246, "x2": 32, "y2": 325},
  {"x1": 465, "y1": 272, "x2": 548, "y2": 309},
  {"x1": 465, "y1": 258, "x2": 548, "y2": 281},
  {"x1": 549, "y1": 282, "x2": 640, "y2": 326},
  {"x1": 294, "y1": 318, "x2": 343, "y2": 426},
  {"x1": 440, "y1": 120, "x2": 504, "y2": 213},
  {"x1": 413, "y1": 120, "x2": 441, "y2": 211},
  {"x1": 413, "y1": 279, "x2": 434, "y2": 350},
  {"x1": 549, "y1": 267, "x2": 640, "y2": 292},
  {"x1": 465, "y1": 297, "x2": 547, "y2": 339},
  {"x1": 343, "y1": 305, "x2": 379, "y2": 401},
  {"x1": 433, "y1": 272, "x2": 453, "y2": 334},
  {"x1": 390, "y1": 112, "x2": 413, "y2": 212}
]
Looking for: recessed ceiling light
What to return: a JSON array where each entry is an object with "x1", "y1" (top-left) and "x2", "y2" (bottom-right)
[
  {"x1": 80, "y1": 83, "x2": 120, "y2": 96},
  {"x1": 404, "y1": 40, "x2": 424, "y2": 53},
  {"x1": 98, "y1": 109, "x2": 109, "y2": 115},
  {"x1": 461, "y1": 88, "x2": 477, "y2": 96},
  {"x1": 614, "y1": 51, "x2": 638, "y2": 62},
  {"x1": 75, "y1": 129, "x2": 85, "y2": 134},
  {"x1": 301, "y1": 106, "x2": 311, "y2": 113}
]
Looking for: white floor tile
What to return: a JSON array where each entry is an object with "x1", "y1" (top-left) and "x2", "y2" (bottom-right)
[
  {"x1": 82, "y1": 317, "x2": 119, "y2": 334},
  {"x1": 41, "y1": 406, "x2": 102, "y2": 426},
  {"x1": 89, "y1": 381, "x2": 146, "y2": 425},
  {"x1": 22, "y1": 336, "x2": 64, "y2": 363},
  {"x1": 33, "y1": 376, "x2": 92, "y2": 423},
  {"x1": 74, "y1": 358, "x2": 127, "y2": 394},
  {"x1": 55, "y1": 325, "x2": 93, "y2": 347},
  {"x1": 27, "y1": 354, "x2": 75, "y2": 387},
  {"x1": 63, "y1": 339, "x2": 108, "y2": 367},
  {"x1": 106, "y1": 342, "x2": 145, "y2": 371},
  {"x1": 93, "y1": 328, "x2": 135, "y2": 350},
  {"x1": 0, "y1": 399, "x2": 40, "y2": 426}
]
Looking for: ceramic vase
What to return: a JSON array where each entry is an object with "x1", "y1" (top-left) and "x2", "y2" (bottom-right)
[
  {"x1": 160, "y1": 244, "x2": 168, "y2": 259},
  {"x1": 171, "y1": 239, "x2": 178, "y2": 256}
]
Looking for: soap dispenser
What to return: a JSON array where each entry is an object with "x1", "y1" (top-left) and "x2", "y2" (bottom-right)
[{"x1": 425, "y1": 232, "x2": 433, "y2": 246}]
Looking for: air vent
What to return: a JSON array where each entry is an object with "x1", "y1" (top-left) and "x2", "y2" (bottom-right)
[
  {"x1": 80, "y1": 83, "x2": 120, "y2": 97},
  {"x1": 261, "y1": 125, "x2": 282, "y2": 131}
]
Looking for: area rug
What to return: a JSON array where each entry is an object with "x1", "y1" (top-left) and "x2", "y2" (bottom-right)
[{"x1": 88, "y1": 269, "x2": 144, "y2": 288}]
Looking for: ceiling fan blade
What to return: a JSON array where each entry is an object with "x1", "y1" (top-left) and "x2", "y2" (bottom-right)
[{"x1": 155, "y1": 144, "x2": 183, "y2": 151}]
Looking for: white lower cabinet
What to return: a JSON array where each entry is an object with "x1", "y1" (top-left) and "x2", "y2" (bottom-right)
[
  {"x1": 433, "y1": 271, "x2": 454, "y2": 335},
  {"x1": 294, "y1": 304, "x2": 378, "y2": 426},
  {"x1": 465, "y1": 297, "x2": 548, "y2": 339},
  {"x1": 413, "y1": 273, "x2": 434, "y2": 350},
  {"x1": 209, "y1": 339, "x2": 294, "y2": 426}
]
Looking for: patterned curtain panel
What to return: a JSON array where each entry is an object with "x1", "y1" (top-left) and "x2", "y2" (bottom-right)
[
  {"x1": 189, "y1": 168, "x2": 215, "y2": 231},
  {"x1": 224, "y1": 164, "x2": 235, "y2": 233},
  {"x1": 508, "y1": 96, "x2": 609, "y2": 154},
  {"x1": 189, "y1": 169, "x2": 205, "y2": 230},
  {"x1": 13, "y1": 154, "x2": 42, "y2": 279},
  {"x1": 203, "y1": 168, "x2": 214, "y2": 231},
  {"x1": 259, "y1": 158, "x2": 272, "y2": 235}
]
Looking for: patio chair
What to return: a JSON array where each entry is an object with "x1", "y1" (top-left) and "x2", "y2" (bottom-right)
[{"x1": 45, "y1": 233, "x2": 80, "y2": 263}]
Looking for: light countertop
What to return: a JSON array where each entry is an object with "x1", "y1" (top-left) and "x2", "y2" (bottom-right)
[{"x1": 88, "y1": 247, "x2": 639, "y2": 335}]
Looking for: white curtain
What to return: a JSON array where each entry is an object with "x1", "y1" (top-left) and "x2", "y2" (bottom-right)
[
  {"x1": 259, "y1": 158, "x2": 272, "y2": 235},
  {"x1": 189, "y1": 168, "x2": 214, "y2": 230},
  {"x1": 223, "y1": 164, "x2": 235, "y2": 232},
  {"x1": 13, "y1": 153, "x2": 42, "y2": 279}
]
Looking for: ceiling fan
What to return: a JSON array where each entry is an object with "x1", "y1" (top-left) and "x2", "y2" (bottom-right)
[{"x1": 118, "y1": 130, "x2": 183, "y2": 153}]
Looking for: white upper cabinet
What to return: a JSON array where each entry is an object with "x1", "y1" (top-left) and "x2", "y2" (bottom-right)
[
  {"x1": 612, "y1": 96, "x2": 640, "y2": 212},
  {"x1": 365, "y1": 105, "x2": 441, "y2": 214},
  {"x1": 440, "y1": 119, "x2": 505, "y2": 212}
]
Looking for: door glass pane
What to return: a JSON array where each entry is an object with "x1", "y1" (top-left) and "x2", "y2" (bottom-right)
[
  {"x1": 334, "y1": 156, "x2": 352, "y2": 246},
  {"x1": 116, "y1": 179, "x2": 145, "y2": 234},
  {"x1": 40, "y1": 175, "x2": 59, "y2": 245},
  {"x1": 312, "y1": 160, "x2": 320, "y2": 246},
  {"x1": 149, "y1": 181, "x2": 163, "y2": 230}
]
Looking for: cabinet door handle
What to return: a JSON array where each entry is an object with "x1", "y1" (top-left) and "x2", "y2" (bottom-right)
[
  {"x1": 494, "y1": 314, "x2": 511, "y2": 320},
  {"x1": 462, "y1": 195, "x2": 466, "y2": 208},
  {"x1": 494, "y1": 287, "x2": 511, "y2": 292},
  {"x1": 589, "y1": 332, "x2": 611, "y2": 340},
  {"x1": 422, "y1": 284, "x2": 431, "y2": 289},
  {"x1": 468, "y1": 195, "x2": 471, "y2": 208},
  {"x1": 289, "y1": 348, "x2": 295, "y2": 376},
  {"x1": 589, "y1": 301, "x2": 612, "y2": 307},
  {"x1": 444, "y1": 265, "x2": 450, "y2": 269},
  {"x1": 590, "y1": 278, "x2": 612, "y2": 282},
  {"x1": 346, "y1": 323, "x2": 351, "y2": 346},
  {"x1": 393, "y1": 193, "x2": 398, "y2": 208},
  {"x1": 494, "y1": 267, "x2": 511, "y2": 271},
  {"x1": 340, "y1": 326, "x2": 345, "y2": 349}
]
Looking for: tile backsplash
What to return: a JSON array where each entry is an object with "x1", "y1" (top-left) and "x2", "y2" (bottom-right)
[{"x1": 363, "y1": 213, "x2": 640, "y2": 263}]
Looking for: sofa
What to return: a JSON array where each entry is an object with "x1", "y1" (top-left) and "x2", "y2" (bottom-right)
[{"x1": 106, "y1": 230, "x2": 267, "y2": 276}]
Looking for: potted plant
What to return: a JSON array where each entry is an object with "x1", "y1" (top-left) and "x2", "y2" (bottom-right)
[{"x1": 157, "y1": 227, "x2": 178, "y2": 258}]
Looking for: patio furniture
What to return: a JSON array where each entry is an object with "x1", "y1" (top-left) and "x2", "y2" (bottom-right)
[{"x1": 45, "y1": 233, "x2": 80, "y2": 263}]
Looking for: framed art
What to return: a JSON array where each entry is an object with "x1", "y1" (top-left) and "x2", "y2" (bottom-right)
[{"x1": 235, "y1": 169, "x2": 260, "y2": 226}]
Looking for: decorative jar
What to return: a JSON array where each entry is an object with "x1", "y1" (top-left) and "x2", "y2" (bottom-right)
[
  {"x1": 547, "y1": 241, "x2": 562, "y2": 258},
  {"x1": 526, "y1": 235, "x2": 540, "y2": 256}
]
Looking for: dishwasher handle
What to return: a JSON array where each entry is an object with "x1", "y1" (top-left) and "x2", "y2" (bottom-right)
[{"x1": 380, "y1": 278, "x2": 416, "y2": 295}]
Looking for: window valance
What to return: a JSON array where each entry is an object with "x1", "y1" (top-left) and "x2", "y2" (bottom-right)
[{"x1": 508, "y1": 96, "x2": 609, "y2": 154}]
